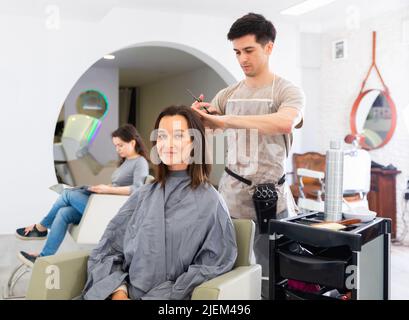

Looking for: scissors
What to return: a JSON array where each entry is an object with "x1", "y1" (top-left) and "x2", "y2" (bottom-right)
[{"x1": 186, "y1": 89, "x2": 211, "y2": 114}]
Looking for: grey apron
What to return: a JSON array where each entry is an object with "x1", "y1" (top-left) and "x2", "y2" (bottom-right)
[{"x1": 218, "y1": 76, "x2": 298, "y2": 220}]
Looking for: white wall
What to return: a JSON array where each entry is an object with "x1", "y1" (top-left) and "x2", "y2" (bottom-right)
[
  {"x1": 313, "y1": 9, "x2": 409, "y2": 238},
  {"x1": 298, "y1": 32, "x2": 322, "y2": 154},
  {"x1": 64, "y1": 66, "x2": 119, "y2": 164},
  {"x1": 0, "y1": 7, "x2": 301, "y2": 234},
  {"x1": 139, "y1": 66, "x2": 227, "y2": 186},
  {"x1": 272, "y1": 22, "x2": 304, "y2": 176}
]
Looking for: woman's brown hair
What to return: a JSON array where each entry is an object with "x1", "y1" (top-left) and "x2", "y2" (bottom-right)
[
  {"x1": 111, "y1": 124, "x2": 149, "y2": 165},
  {"x1": 152, "y1": 105, "x2": 211, "y2": 189}
]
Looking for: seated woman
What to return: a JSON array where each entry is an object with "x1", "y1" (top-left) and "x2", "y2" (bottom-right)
[
  {"x1": 81, "y1": 106, "x2": 237, "y2": 300},
  {"x1": 16, "y1": 124, "x2": 149, "y2": 266}
]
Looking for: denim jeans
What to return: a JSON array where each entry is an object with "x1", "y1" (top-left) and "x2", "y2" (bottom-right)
[{"x1": 39, "y1": 189, "x2": 90, "y2": 256}]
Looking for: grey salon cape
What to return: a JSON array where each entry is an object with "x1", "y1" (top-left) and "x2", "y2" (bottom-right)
[{"x1": 81, "y1": 170, "x2": 237, "y2": 300}]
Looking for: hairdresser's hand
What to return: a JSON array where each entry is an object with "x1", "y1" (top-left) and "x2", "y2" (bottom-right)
[
  {"x1": 191, "y1": 94, "x2": 225, "y2": 129},
  {"x1": 88, "y1": 184, "x2": 112, "y2": 194},
  {"x1": 190, "y1": 94, "x2": 220, "y2": 116},
  {"x1": 111, "y1": 290, "x2": 130, "y2": 300},
  {"x1": 192, "y1": 107, "x2": 227, "y2": 130}
]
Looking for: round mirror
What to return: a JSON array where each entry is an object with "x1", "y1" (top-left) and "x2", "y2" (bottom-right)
[
  {"x1": 76, "y1": 89, "x2": 109, "y2": 119},
  {"x1": 350, "y1": 89, "x2": 397, "y2": 150}
]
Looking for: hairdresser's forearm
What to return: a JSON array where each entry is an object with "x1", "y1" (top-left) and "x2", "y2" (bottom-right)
[{"x1": 222, "y1": 108, "x2": 300, "y2": 135}]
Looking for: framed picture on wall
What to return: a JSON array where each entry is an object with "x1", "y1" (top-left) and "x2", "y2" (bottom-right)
[{"x1": 332, "y1": 39, "x2": 348, "y2": 60}]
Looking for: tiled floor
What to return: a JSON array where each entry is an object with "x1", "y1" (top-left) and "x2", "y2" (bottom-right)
[
  {"x1": 0, "y1": 234, "x2": 94, "y2": 299},
  {"x1": 390, "y1": 243, "x2": 409, "y2": 299},
  {"x1": 0, "y1": 234, "x2": 408, "y2": 300}
]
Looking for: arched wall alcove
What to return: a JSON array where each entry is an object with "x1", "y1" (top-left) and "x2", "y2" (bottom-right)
[
  {"x1": 55, "y1": 41, "x2": 237, "y2": 188},
  {"x1": 0, "y1": 7, "x2": 244, "y2": 233}
]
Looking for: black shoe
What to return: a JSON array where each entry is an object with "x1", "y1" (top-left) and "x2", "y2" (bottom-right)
[
  {"x1": 18, "y1": 251, "x2": 38, "y2": 267},
  {"x1": 15, "y1": 225, "x2": 48, "y2": 240}
]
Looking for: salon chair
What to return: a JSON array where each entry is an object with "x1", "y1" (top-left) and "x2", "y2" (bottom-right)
[
  {"x1": 294, "y1": 142, "x2": 371, "y2": 214},
  {"x1": 54, "y1": 114, "x2": 117, "y2": 186},
  {"x1": 25, "y1": 219, "x2": 262, "y2": 300},
  {"x1": 290, "y1": 152, "x2": 326, "y2": 204},
  {"x1": 68, "y1": 174, "x2": 155, "y2": 244},
  {"x1": 67, "y1": 153, "x2": 117, "y2": 187},
  {"x1": 3, "y1": 175, "x2": 155, "y2": 299}
]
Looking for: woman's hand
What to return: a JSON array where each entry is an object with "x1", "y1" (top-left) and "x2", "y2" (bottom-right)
[
  {"x1": 88, "y1": 184, "x2": 112, "y2": 194},
  {"x1": 111, "y1": 290, "x2": 130, "y2": 300}
]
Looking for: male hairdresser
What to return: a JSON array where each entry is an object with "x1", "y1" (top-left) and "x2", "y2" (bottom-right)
[{"x1": 191, "y1": 13, "x2": 305, "y2": 298}]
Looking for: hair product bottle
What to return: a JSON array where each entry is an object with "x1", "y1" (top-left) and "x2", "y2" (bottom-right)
[{"x1": 324, "y1": 140, "x2": 344, "y2": 221}]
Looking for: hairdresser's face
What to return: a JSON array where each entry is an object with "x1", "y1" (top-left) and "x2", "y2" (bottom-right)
[
  {"x1": 232, "y1": 34, "x2": 273, "y2": 77},
  {"x1": 156, "y1": 115, "x2": 193, "y2": 170},
  {"x1": 112, "y1": 137, "x2": 136, "y2": 159}
]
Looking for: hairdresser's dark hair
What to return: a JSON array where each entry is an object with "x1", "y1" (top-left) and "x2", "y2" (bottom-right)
[
  {"x1": 111, "y1": 124, "x2": 149, "y2": 165},
  {"x1": 227, "y1": 12, "x2": 276, "y2": 45},
  {"x1": 152, "y1": 105, "x2": 211, "y2": 189}
]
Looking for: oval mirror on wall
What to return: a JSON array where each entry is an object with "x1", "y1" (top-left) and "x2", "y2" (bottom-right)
[
  {"x1": 350, "y1": 89, "x2": 397, "y2": 150},
  {"x1": 76, "y1": 89, "x2": 109, "y2": 119},
  {"x1": 349, "y1": 31, "x2": 397, "y2": 150}
]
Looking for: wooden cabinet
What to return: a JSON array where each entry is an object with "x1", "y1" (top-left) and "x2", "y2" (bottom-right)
[{"x1": 368, "y1": 168, "x2": 401, "y2": 239}]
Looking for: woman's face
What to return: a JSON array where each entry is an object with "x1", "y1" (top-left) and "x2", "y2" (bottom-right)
[
  {"x1": 112, "y1": 137, "x2": 136, "y2": 159},
  {"x1": 156, "y1": 115, "x2": 193, "y2": 170}
]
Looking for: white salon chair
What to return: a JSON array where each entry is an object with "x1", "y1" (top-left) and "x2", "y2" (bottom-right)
[
  {"x1": 54, "y1": 114, "x2": 117, "y2": 186},
  {"x1": 297, "y1": 148, "x2": 371, "y2": 214}
]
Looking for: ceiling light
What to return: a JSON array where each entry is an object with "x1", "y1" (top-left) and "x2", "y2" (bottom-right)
[
  {"x1": 103, "y1": 54, "x2": 115, "y2": 60},
  {"x1": 280, "y1": 0, "x2": 337, "y2": 16}
]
